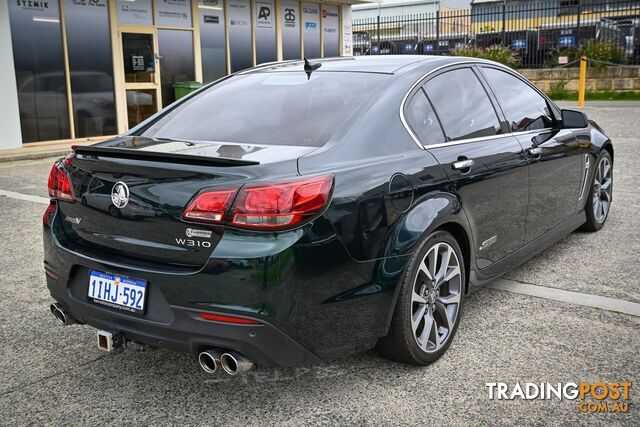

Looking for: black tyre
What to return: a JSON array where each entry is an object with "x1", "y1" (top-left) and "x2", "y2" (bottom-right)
[
  {"x1": 377, "y1": 230, "x2": 465, "y2": 365},
  {"x1": 582, "y1": 150, "x2": 612, "y2": 232}
]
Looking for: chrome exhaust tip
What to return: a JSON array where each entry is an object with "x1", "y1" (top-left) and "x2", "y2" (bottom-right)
[
  {"x1": 220, "y1": 352, "x2": 254, "y2": 376},
  {"x1": 198, "y1": 350, "x2": 222, "y2": 374},
  {"x1": 50, "y1": 303, "x2": 75, "y2": 326}
]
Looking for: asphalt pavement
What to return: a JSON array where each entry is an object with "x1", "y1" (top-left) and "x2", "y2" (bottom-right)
[{"x1": 0, "y1": 101, "x2": 638, "y2": 425}]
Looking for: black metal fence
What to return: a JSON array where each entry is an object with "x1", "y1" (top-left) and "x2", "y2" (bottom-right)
[{"x1": 352, "y1": 0, "x2": 640, "y2": 68}]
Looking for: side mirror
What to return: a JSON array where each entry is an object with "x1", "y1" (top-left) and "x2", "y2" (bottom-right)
[{"x1": 561, "y1": 109, "x2": 588, "y2": 129}]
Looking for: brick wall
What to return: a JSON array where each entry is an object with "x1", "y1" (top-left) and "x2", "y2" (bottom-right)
[{"x1": 519, "y1": 66, "x2": 640, "y2": 93}]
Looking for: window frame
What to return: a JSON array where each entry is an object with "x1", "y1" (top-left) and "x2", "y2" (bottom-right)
[
  {"x1": 477, "y1": 64, "x2": 562, "y2": 134},
  {"x1": 402, "y1": 63, "x2": 511, "y2": 149},
  {"x1": 404, "y1": 87, "x2": 447, "y2": 147}
]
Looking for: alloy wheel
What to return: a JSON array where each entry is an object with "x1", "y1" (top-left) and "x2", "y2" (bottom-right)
[
  {"x1": 592, "y1": 157, "x2": 612, "y2": 223},
  {"x1": 410, "y1": 242, "x2": 462, "y2": 354}
]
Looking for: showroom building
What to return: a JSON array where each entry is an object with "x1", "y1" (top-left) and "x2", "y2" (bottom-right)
[{"x1": 0, "y1": 0, "x2": 366, "y2": 150}]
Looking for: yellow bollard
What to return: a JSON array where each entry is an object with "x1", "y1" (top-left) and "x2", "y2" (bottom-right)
[{"x1": 578, "y1": 56, "x2": 587, "y2": 107}]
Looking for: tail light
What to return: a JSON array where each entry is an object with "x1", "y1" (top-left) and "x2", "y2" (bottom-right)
[
  {"x1": 47, "y1": 162, "x2": 74, "y2": 202},
  {"x1": 182, "y1": 175, "x2": 334, "y2": 231},
  {"x1": 231, "y1": 176, "x2": 333, "y2": 230},
  {"x1": 182, "y1": 189, "x2": 235, "y2": 223},
  {"x1": 42, "y1": 202, "x2": 57, "y2": 226}
]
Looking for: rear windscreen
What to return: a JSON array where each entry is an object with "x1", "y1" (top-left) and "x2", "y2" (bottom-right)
[{"x1": 144, "y1": 71, "x2": 388, "y2": 147}]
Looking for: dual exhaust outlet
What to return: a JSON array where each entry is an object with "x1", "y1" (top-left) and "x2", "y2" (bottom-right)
[
  {"x1": 198, "y1": 349, "x2": 255, "y2": 376},
  {"x1": 50, "y1": 302, "x2": 255, "y2": 375},
  {"x1": 50, "y1": 303, "x2": 76, "y2": 326}
]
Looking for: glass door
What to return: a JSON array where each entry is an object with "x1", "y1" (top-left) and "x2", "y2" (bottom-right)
[{"x1": 120, "y1": 28, "x2": 161, "y2": 129}]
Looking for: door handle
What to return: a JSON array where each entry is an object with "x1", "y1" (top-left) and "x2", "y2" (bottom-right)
[
  {"x1": 528, "y1": 147, "x2": 542, "y2": 157},
  {"x1": 452, "y1": 159, "x2": 475, "y2": 171}
]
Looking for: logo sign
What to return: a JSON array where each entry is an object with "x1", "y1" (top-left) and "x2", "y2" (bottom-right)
[
  {"x1": 15, "y1": 0, "x2": 50, "y2": 11},
  {"x1": 304, "y1": 21, "x2": 316, "y2": 30},
  {"x1": 558, "y1": 36, "x2": 576, "y2": 48},
  {"x1": 111, "y1": 182, "x2": 130, "y2": 209},
  {"x1": 131, "y1": 55, "x2": 145, "y2": 71},
  {"x1": 185, "y1": 228, "x2": 212, "y2": 238},
  {"x1": 558, "y1": 55, "x2": 569, "y2": 64},
  {"x1": 284, "y1": 7, "x2": 296, "y2": 27},
  {"x1": 256, "y1": 2, "x2": 272, "y2": 28},
  {"x1": 511, "y1": 39, "x2": 527, "y2": 50},
  {"x1": 203, "y1": 15, "x2": 219, "y2": 23}
]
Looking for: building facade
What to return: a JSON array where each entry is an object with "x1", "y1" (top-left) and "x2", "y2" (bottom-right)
[{"x1": 1, "y1": 0, "x2": 367, "y2": 150}]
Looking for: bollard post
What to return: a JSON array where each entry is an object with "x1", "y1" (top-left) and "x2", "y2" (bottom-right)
[{"x1": 578, "y1": 56, "x2": 587, "y2": 107}]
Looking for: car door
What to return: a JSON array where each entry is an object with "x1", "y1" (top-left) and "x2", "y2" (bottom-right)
[
  {"x1": 404, "y1": 66, "x2": 530, "y2": 269},
  {"x1": 479, "y1": 66, "x2": 584, "y2": 242}
]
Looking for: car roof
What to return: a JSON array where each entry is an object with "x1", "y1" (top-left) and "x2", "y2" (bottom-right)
[{"x1": 243, "y1": 55, "x2": 470, "y2": 75}]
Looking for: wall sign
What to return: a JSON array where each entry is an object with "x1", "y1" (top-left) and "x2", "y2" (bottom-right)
[
  {"x1": 342, "y1": 5, "x2": 352, "y2": 56},
  {"x1": 155, "y1": 0, "x2": 192, "y2": 27},
  {"x1": 322, "y1": 5, "x2": 339, "y2": 57},
  {"x1": 132, "y1": 55, "x2": 145, "y2": 70},
  {"x1": 254, "y1": 0, "x2": 276, "y2": 64},
  {"x1": 280, "y1": 0, "x2": 299, "y2": 60},
  {"x1": 227, "y1": 0, "x2": 252, "y2": 72},
  {"x1": 302, "y1": 2, "x2": 319, "y2": 58},
  {"x1": 255, "y1": 1, "x2": 273, "y2": 28},
  {"x1": 198, "y1": 0, "x2": 226, "y2": 81},
  {"x1": 116, "y1": 0, "x2": 153, "y2": 25}
]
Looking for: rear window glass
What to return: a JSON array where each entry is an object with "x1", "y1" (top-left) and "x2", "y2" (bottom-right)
[{"x1": 144, "y1": 72, "x2": 388, "y2": 147}]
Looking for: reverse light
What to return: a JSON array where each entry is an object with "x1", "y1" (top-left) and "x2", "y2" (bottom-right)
[
  {"x1": 182, "y1": 189, "x2": 236, "y2": 223},
  {"x1": 47, "y1": 162, "x2": 74, "y2": 202},
  {"x1": 198, "y1": 312, "x2": 262, "y2": 325},
  {"x1": 231, "y1": 175, "x2": 334, "y2": 230}
]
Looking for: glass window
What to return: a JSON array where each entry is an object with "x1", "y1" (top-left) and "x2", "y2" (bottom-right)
[
  {"x1": 322, "y1": 5, "x2": 340, "y2": 57},
  {"x1": 281, "y1": 0, "x2": 300, "y2": 60},
  {"x1": 254, "y1": 0, "x2": 276, "y2": 64},
  {"x1": 9, "y1": 0, "x2": 71, "y2": 143},
  {"x1": 198, "y1": 0, "x2": 227, "y2": 82},
  {"x1": 405, "y1": 90, "x2": 445, "y2": 146},
  {"x1": 158, "y1": 29, "x2": 195, "y2": 107},
  {"x1": 482, "y1": 67, "x2": 555, "y2": 132},
  {"x1": 145, "y1": 72, "x2": 388, "y2": 147},
  {"x1": 126, "y1": 89, "x2": 158, "y2": 128},
  {"x1": 424, "y1": 68, "x2": 501, "y2": 141},
  {"x1": 227, "y1": 0, "x2": 252, "y2": 72},
  {"x1": 302, "y1": 3, "x2": 320, "y2": 58},
  {"x1": 64, "y1": 0, "x2": 116, "y2": 138},
  {"x1": 122, "y1": 33, "x2": 156, "y2": 83}
]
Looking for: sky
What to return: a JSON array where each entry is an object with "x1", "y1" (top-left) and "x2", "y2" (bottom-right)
[{"x1": 441, "y1": 0, "x2": 473, "y2": 8}]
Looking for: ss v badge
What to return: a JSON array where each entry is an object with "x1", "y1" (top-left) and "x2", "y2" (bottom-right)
[{"x1": 479, "y1": 235, "x2": 497, "y2": 251}]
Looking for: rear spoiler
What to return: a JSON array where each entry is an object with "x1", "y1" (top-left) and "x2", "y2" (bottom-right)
[{"x1": 72, "y1": 145, "x2": 259, "y2": 167}]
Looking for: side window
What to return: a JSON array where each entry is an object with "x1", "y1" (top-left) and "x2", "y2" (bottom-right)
[
  {"x1": 424, "y1": 68, "x2": 501, "y2": 141},
  {"x1": 482, "y1": 67, "x2": 555, "y2": 132},
  {"x1": 405, "y1": 89, "x2": 446, "y2": 146}
]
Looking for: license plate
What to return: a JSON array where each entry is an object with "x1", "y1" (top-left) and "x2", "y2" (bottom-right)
[{"x1": 88, "y1": 270, "x2": 147, "y2": 315}]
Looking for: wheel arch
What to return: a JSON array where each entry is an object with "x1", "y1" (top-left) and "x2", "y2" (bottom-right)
[
  {"x1": 435, "y1": 222, "x2": 472, "y2": 295},
  {"x1": 602, "y1": 141, "x2": 614, "y2": 163},
  {"x1": 379, "y1": 194, "x2": 475, "y2": 335}
]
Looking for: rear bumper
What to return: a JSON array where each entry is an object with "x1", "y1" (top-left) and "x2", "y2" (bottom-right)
[
  {"x1": 48, "y1": 285, "x2": 320, "y2": 367},
  {"x1": 43, "y1": 209, "x2": 403, "y2": 367}
]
